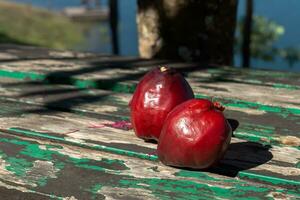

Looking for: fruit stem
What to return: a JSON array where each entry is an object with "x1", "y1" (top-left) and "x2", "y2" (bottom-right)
[
  {"x1": 160, "y1": 66, "x2": 168, "y2": 72},
  {"x1": 213, "y1": 102, "x2": 225, "y2": 111}
]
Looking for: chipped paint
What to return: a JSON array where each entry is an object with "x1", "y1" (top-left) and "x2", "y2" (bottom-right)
[
  {"x1": 226, "y1": 106, "x2": 266, "y2": 115},
  {"x1": 0, "y1": 69, "x2": 299, "y2": 116},
  {"x1": 3, "y1": 129, "x2": 300, "y2": 188},
  {"x1": 0, "y1": 71, "x2": 299, "y2": 148},
  {"x1": 251, "y1": 164, "x2": 300, "y2": 176},
  {"x1": 99, "y1": 186, "x2": 159, "y2": 200},
  {"x1": 7, "y1": 128, "x2": 158, "y2": 161},
  {"x1": 238, "y1": 171, "x2": 300, "y2": 186},
  {"x1": 0, "y1": 131, "x2": 299, "y2": 199},
  {"x1": 0, "y1": 48, "x2": 299, "y2": 199},
  {"x1": 27, "y1": 160, "x2": 59, "y2": 186}
]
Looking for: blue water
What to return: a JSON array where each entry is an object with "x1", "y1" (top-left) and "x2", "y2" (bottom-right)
[
  {"x1": 9, "y1": 0, "x2": 300, "y2": 71},
  {"x1": 237, "y1": 0, "x2": 300, "y2": 71}
]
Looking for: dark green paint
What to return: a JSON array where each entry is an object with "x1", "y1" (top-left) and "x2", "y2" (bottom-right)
[
  {"x1": 188, "y1": 74, "x2": 300, "y2": 90},
  {"x1": 238, "y1": 171, "x2": 300, "y2": 186},
  {"x1": 0, "y1": 69, "x2": 299, "y2": 116},
  {"x1": 1, "y1": 93, "x2": 292, "y2": 149},
  {"x1": 6, "y1": 157, "x2": 33, "y2": 177},
  {"x1": 195, "y1": 95, "x2": 300, "y2": 117},
  {"x1": 0, "y1": 131, "x2": 299, "y2": 199},
  {"x1": 4, "y1": 128, "x2": 300, "y2": 188},
  {"x1": 0, "y1": 133, "x2": 129, "y2": 187},
  {"x1": 8, "y1": 128, "x2": 158, "y2": 161},
  {"x1": 206, "y1": 67, "x2": 300, "y2": 79},
  {"x1": 89, "y1": 175, "x2": 294, "y2": 200}
]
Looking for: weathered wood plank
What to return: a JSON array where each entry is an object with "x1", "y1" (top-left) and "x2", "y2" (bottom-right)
[
  {"x1": 0, "y1": 131, "x2": 299, "y2": 199},
  {"x1": 0, "y1": 58, "x2": 299, "y2": 111},
  {"x1": 187, "y1": 67, "x2": 300, "y2": 90},
  {"x1": 1, "y1": 44, "x2": 300, "y2": 85},
  {"x1": 0, "y1": 44, "x2": 96, "y2": 60},
  {"x1": 190, "y1": 80, "x2": 300, "y2": 111},
  {"x1": 0, "y1": 78, "x2": 299, "y2": 147},
  {"x1": 0, "y1": 98, "x2": 298, "y2": 188},
  {"x1": 1, "y1": 45, "x2": 299, "y2": 199}
]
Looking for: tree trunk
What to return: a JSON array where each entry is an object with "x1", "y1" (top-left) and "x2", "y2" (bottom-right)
[
  {"x1": 136, "y1": 0, "x2": 238, "y2": 65},
  {"x1": 242, "y1": 0, "x2": 253, "y2": 68},
  {"x1": 109, "y1": 0, "x2": 119, "y2": 55}
]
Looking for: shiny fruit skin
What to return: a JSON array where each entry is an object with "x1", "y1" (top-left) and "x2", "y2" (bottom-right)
[
  {"x1": 157, "y1": 99, "x2": 231, "y2": 169},
  {"x1": 129, "y1": 67, "x2": 194, "y2": 141}
]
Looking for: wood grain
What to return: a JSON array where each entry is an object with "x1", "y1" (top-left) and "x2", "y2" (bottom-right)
[
  {"x1": 0, "y1": 131, "x2": 298, "y2": 199},
  {"x1": 0, "y1": 78, "x2": 299, "y2": 147}
]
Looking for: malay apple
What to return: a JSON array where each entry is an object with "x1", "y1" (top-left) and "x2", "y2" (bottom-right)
[
  {"x1": 157, "y1": 99, "x2": 231, "y2": 169},
  {"x1": 129, "y1": 66, "x2": 194, "y2": 141}
]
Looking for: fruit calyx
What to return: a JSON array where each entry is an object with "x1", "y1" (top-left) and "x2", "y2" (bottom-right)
[
  {"x1": 159, "y1": 66, "x2": 169, "y2": 72},
  {"x1": 213, "y1": 102, "x2": 225, "y2": 111}
]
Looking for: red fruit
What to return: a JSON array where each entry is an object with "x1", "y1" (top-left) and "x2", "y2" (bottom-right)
[
  {"x1": 157, "y1": 99, "x2": 232, "y2": 169},
  {"x1": 129, "y1": 66, "x2": 194, "y2": 141}
]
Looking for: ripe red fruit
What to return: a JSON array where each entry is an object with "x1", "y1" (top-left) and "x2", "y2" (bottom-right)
[
  {"x1": 129, "y1": 67, "x2": 194, "y2": 141},
  {"x1": 157, "y1": 99, "x2": 232, "y2": 169}
]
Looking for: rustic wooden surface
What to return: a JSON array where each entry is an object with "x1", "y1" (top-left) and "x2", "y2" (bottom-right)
[{"x1": 0, "y1": 45, "x2": 299, "y2": 199}]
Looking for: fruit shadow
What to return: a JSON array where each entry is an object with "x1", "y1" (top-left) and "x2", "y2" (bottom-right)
[
  {"x1": 211, "y1": 118, "x2": 273, "y2": 177},
  {"x1": 227, "y1": 119, "x2": 239, "y2": 136},
  {"x1": 144, "y1": 139, "x2": 158, "y2": 144},
  {"x1": 208, "y1": 141, "x2": 273, "y2": 177},
  {"x1": 176, "y1": 119, "x2": 273, "y2": 177}
]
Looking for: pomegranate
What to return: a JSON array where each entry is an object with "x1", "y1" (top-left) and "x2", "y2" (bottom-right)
[
  {"x1": 129, "y1": 66, "x2": 194, "y2": 141},
  {"x1": 157, "y1": 99, "x2": 232, "y2": 169}
]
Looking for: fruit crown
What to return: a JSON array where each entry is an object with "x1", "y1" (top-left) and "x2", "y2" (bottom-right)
[
  {"x1": 213, "y1": 102, "x2": 225, "y2": 111},
  {"x1": 160, "y1": 66, "x2": 168, "y2": 72}
]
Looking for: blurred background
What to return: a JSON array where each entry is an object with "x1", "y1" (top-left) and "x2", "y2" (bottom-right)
[{"x1": 0, "y1": 0, "x2": 299, "y2": 71}]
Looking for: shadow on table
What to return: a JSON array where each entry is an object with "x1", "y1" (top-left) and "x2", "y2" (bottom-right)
[
  {"x1": 1, "y1": 55, "x2": 214, "y2": 117},
  {"x1": 209, "y1": 141, "x2": 273, "y2": 177},
  {"x1": 175, "y1": 118, "x2": 273, "y2": 177},
  {"x1": 175, "y1": 141, "x2": 273, "y2": 178},
  {"x1": 212, "y1": 118, "x2": 272, "y2": 177}
]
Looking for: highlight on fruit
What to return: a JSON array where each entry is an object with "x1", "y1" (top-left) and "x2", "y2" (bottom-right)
[
  {"x1": 129, "y1": 66, "x2": 194, "y2": 141},
  {"x1": 157, "y1": 99, "x2": 232, "y2": 169}
]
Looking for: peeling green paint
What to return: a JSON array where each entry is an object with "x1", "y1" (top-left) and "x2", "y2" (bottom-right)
[
  {"x1": 175, "y1": 170, "x2": 229, "y2": 182},
  {"x1": 101, "y1": 157, "x2": 127, "y2": 166},
  {"x1": 90, "y1": 183, "x2": 103, "y2": 193},
  {"x1": 3, "y1": 129, "x2": 299, "y2": 189},
  {"x1": 213, "y1": 99, "x2": 297, "y2": 117},
  {"x1": 190, "y1": 73, "x2": 300, "y2": 91},
  {"x1": 8, "y1": 127, "x2": 158, "y2": 161},
  {"x1": 0, "y1": 137, "x2": 62, "y2": 186},
  {"x1": 1, "y1": 69, "x2": 299, "y2": 148},
  {"x1": 239, "y1": 123, "x2": 275, "y2": 136},
  {"x1": 0, "y1": 70, "x2": 45, "y2": 81},
  {"x1": 46, "y1": 112, "x2": 295, "y2": 148},
  {"x1": 273, "y1": 83, "x2": 300, "y2": 90},
  {"x1": 6, "y1": 157, "x2": 33, "y2": 177},
  {"x1": 233, "y1": 131, "x2": 270, "y2": 144},
  {"x1": 176, "y1": 169, "x2": 300, "y2": 190},
  {"x1": 206, "y1": 67, "x2": 300, "y2": 79},
  {"x1": 0, "y1": 66, "x2": 299, "y2": 198},
  {"x1": 0, "y1": 131, "x2": 299, "y2": 199},
  {"x1": 0, "y1": 132, "x2": 129, "y2": 188},
  {"x1": 69, "y1": 157, "x2": 129, "y2": 172},
  {"x1": 238, "y1": 171, "x2": 300, "y2": 187},
  {"x1": 100, "y1": 176, "x2": 285, "y2": 200},
  {"x1": 296, "y1": 162, "x2": 300, "y2": 169},
  {"x1": 0, "y1": 69, "x2": 299, "y2": 117},
  {"x1": 75, "y1": 163, "x2": 110, "y2": 172},
  {"x1": 232, "y1": 130, "x2": 300, "y2": 150}
]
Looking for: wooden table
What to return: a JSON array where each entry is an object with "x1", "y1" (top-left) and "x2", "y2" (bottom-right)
[{"x1": 0, "y1": 45, "x2": 299, "y2": 199}]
